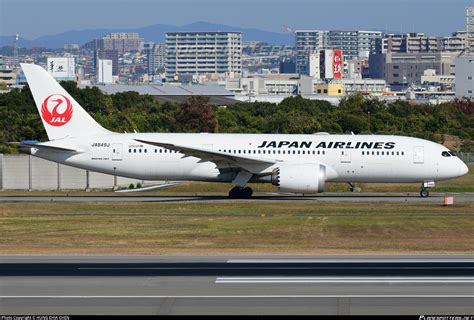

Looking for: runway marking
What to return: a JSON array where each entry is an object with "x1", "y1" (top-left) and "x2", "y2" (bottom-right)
[
  {"x1": 1, "y1": 295, "x2": 473, "y2": 299},
  {"x1": 227, "y1": 259, "x2": 474, "y2": 263},
  {"x1": 215, "y1": 277, "x2": 474, "y2": 284},
  {"x1": 77, "y1": 267, "x2": 473, "y2": 270}
]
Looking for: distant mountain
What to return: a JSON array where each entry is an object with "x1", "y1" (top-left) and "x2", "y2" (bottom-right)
[{"x1": 0, "y1": 22, "x2": 294, "y2": 48}]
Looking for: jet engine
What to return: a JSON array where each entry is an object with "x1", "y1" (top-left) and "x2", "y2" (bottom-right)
[{"x1": 271, "y1": 163, "x2": 326, "y2": 194}]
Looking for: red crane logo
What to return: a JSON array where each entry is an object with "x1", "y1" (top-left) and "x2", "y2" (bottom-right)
[{"x1": 41, "y1": 94, "x2": 73, "y2": 126}]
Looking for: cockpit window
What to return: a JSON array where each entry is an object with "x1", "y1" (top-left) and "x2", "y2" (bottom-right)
[
  {"x1": 442, "y1": 151, "x2": 451, "y2": 157},
  {"x1": 448, "y1": 151, "x2": 457, "y2": 157}
]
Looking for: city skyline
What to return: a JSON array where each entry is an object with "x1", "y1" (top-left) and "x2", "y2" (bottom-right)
[{"x1": 0, "y1": 0, "x2": 472, "y2": 40}]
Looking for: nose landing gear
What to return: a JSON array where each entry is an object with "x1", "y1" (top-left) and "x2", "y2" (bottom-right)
[
  {"x1": 420, "y1": 188, "x2": 429, "y2": 198},
  {"x1": 420, "y1": 181, "x2": 435, "y2": 198}
]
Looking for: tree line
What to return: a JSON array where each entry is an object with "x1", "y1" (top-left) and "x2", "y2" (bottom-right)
[{"x1": 0, "y1": 81, "x2": 473, "y2": 154}]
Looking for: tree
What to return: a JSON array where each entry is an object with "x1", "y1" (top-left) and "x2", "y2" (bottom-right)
[{"x1": 174, "y1": 96, "x2": 217, "y2": 133}]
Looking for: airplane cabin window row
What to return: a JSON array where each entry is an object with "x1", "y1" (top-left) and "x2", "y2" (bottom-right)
[
  {"x1": 218, "y1": 149, "x2": 326, "y2": 155},
  {"x1": 127, "y1": 148, "x2": 406, "y2": 157},
  {"x1": 362, "y1": 151, "x2": 404, "y2": 156}
]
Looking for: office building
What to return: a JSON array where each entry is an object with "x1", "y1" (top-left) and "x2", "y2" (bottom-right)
[
  {"x1": 165, "y1": 32, "x2": 242, "y2": 80},
  {"x1": 46, "y1": 57, "x2": 75, "y2": 81},
  {"x1": 369, "y1": 52, "x2": 457, "y2": 88},
  {"x1": 144, "y1": 42, "x2": 166, "y2": 75}
]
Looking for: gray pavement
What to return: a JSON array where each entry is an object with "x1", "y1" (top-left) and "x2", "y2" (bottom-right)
[
  {"x1": 0, "y1": 255, "x2": 473, "y2": 315},
  {"x1": 1, "y1": 192, "x2": 474, "y2": 203}
]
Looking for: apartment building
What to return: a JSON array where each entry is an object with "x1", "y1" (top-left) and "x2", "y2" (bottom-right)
[{"x1": 165, "y1": 32, "x2": 242, "y2": 80}]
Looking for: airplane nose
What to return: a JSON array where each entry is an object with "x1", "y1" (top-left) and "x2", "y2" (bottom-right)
[{"x1": 459, "y1": 161, "x2": 469, "y2": 177}]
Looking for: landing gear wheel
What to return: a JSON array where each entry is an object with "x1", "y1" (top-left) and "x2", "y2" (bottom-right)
[
  {"x1": 420, "y1": 188, "x2": 429, "y2": 198},
  {"x1": 229, "y1": 186, "x2": 243, "y2": 199},
  {"x1": 228, "y1": 186, "x2": 253, "y2": 199},
  {"x1": 241, "y1": 187, "x2": 253, "y2": 199}
]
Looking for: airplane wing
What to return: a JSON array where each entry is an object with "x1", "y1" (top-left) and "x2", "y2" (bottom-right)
[
  {"x1": 10, "y1": 141, "x2": 82, "y2": 153},
  {"x1": 135, "y1": 139, "x2": 277, "y2": 173}
]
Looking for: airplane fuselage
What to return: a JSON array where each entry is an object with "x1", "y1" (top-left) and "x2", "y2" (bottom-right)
[{"x1": 31, "y1": 133, "x2": 467, "y2": 184}]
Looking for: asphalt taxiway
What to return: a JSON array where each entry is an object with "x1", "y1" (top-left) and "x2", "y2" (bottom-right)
[
  {"x1": 1, "y1": 192, "x2": 474, "y2": 203},
  {"x1": 0, "y1": 255, "x2": 472, "y2": 315}
]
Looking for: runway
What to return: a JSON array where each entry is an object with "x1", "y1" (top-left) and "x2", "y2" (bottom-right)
[
  {"x1": 1, "y1": 192, "x2": 474, "y2": 203},
  {"x1": 0, "y1": 255, "x2": 473, "y2": 315}
]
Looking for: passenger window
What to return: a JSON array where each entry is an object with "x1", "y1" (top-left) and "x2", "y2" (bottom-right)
[
  {"x1": 129, "y1": 149, "x2": 131, "y2": 153},
  {"x1": 139, "y1": 149, "x2": 142, "y2": 153},
  {"x1": 402, "y1": 152, "x2": 404, "y2": 155}
]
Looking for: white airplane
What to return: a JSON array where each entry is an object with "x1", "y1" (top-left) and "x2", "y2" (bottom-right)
[{"x1": 17, "y1": 63, "x2": 469, "y2": 198}]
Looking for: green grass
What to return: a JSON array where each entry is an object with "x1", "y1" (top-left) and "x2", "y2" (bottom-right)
[{"x1": 0, "y1": 201, "x2": 473, "y2": 255}]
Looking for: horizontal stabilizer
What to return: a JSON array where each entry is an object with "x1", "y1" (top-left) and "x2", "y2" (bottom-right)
[{"x1": 9, "y1": 141, "x2": 81, "y2": 153}]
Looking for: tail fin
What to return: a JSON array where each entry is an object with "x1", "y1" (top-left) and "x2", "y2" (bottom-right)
[{"x1": 21, "y1": 63, "x2": 110, "y2": 141}]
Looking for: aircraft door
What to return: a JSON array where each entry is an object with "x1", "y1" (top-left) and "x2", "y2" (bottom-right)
[
  {"x1": 341, "y1": 149, "x2": 351, "y2": 163},
  {"x1": 413, "y1": 146, "x2": 424, "y2": 164},
  {"x1": 112, "y1": 143, "x2": 123, "y2": 161}
]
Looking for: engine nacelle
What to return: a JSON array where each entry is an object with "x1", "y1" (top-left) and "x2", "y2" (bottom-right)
[{"x1": 271, "y1": 163, "x2": 326, "y2": 194}]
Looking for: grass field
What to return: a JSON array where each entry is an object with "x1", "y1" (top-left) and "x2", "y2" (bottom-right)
[{"x1": 0, "y1": 201, "x2": 473, "y2": 255}]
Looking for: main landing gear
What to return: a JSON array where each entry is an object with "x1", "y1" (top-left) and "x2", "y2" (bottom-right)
[{"x1": 228, "y1": 186, "x2": 253, "y2": 199}]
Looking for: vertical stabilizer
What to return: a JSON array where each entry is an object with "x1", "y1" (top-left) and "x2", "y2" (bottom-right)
[{"x1": 21, "y1": 63, "x2": 109, "y2": 140}]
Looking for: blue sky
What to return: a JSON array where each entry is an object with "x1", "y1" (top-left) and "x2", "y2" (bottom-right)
[{"x1": 0, "y1": 0, "x2": 472, "y2": 38}]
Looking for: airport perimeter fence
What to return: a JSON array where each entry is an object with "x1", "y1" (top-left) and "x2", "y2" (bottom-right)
[
  {"x1": 458, "y1": 152, "x2": 474, "y2": 163},
  {"x1": 0, "y1": 154, "x2": 156, "y2": 191}
]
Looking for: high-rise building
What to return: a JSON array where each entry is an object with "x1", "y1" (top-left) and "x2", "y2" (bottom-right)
[
  {"x1": 83, "y1": 33, "x2": 144, "y2": 53},
  {"x1": 295, "y1": 30, "x2": 381, "y2": 75},
  {"x1": 466, "y1": 7, "x2": 474, "y2": 51},
  {"x1": 295, "y1": 30, "x2": 326, "y2": 75},
  {"x1": 144, "y1": 42, "x2": 166, "y2": 75},
  {"x1": 379, "y1": 32, "x2": 467, "y2": 53},
  {"x1": 165, "y1": 32, "x2": 242, "y2": 80}
]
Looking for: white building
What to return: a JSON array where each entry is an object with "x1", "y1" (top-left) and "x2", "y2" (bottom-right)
[
  {"x1": 97, "y1": 59, "x2": 113, "y2": 84},
  {"x1": 165, "y1": 32, "x2": 242, "y2": 80},
  {"x1": 421, "y1": 69, "x2": 455, "y2": 90},
  {"x1": 455, "y1": 56, "x2": 474, "y2": 97},
  {"x1": 342, "y1": 79, "x2": 388, "y2": 95},
  {"x1": 46, "y1": 57, "x2": 75, "y2": 81}
]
